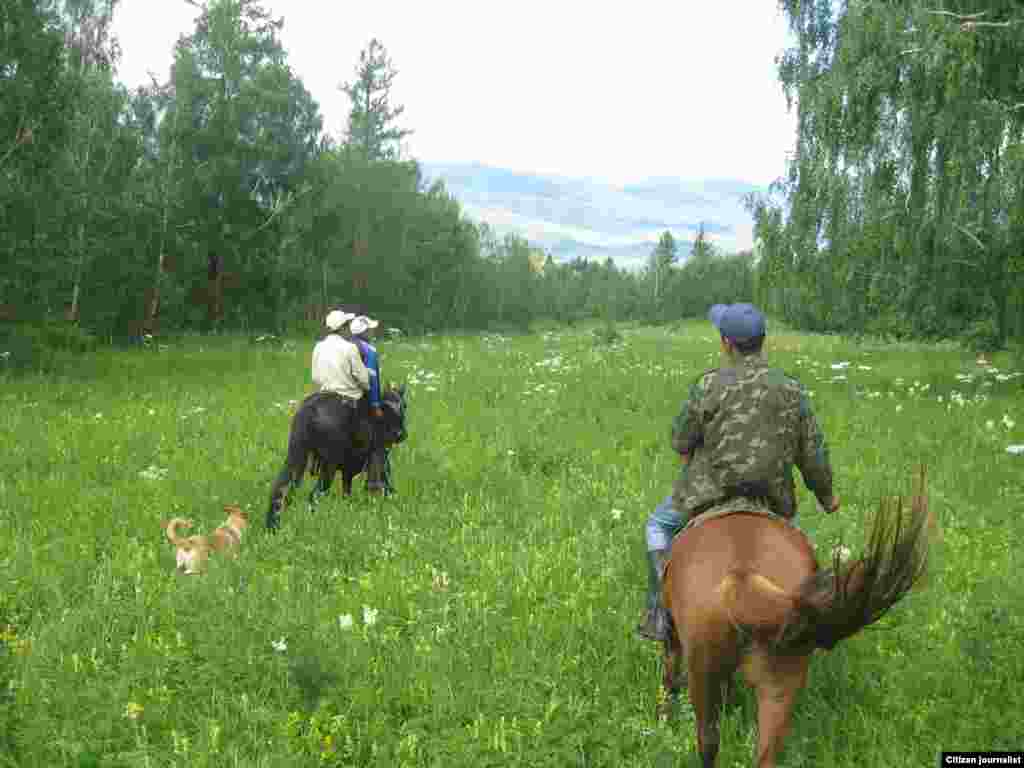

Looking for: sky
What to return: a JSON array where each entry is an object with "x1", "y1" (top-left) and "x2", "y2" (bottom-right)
[{"x1": 110, "y1": 0, "x2": 798, "y2": 189}]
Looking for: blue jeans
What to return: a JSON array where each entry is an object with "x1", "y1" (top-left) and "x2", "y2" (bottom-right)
[{"x1": 645, "y1": 494, "x2": 684, "y2": 552}]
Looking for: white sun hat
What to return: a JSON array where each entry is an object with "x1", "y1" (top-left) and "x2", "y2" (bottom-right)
[
  {"x1": 325, "y1": 310, "x2": 355, "y2": 331},
  {"x1": 350, "y1": 315, "x2": 380, "y2": 335}
]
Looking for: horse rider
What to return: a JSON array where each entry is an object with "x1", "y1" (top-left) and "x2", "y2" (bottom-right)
[
  {"x1": 311, "y1": 308, "x2": 372, "y2": 448},
  {"x1": 637, "y1": 302, "x2": 842, "y2": 642},
  {"x1": 350, "y1": 314, "x2": 395, "y2": 495}
]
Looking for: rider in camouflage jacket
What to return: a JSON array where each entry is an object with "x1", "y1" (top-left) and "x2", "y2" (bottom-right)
[
  {"x1": 670, "y1": 353, "x2": 833, "y2": 521},
  {"x1": 637, "y1": 303, "x2": 840, "y2": 642}
]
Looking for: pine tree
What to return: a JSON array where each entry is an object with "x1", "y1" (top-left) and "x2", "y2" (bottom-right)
[{"x1": 339, "y1": 39, "x2": 412, "y2": 162}]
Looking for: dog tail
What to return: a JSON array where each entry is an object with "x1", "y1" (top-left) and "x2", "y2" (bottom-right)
[{"x1": 164, "y1": 517, "x2": 193, "y2": 547}]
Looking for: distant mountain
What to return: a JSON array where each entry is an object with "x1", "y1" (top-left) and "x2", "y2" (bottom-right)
[{"x1": 419, "y1": 162, "x2": 764, "y2": 270}]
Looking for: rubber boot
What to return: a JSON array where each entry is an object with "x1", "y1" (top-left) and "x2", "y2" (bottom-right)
[{"x1": 637, "y1": 549, "x2": 670, "y2": 641}]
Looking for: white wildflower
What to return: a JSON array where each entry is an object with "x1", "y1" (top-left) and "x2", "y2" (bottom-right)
[
  {"x1": 138, "y1": 465, "x2": 168, "y2": 481},
  {"x1": 271, "y1": 637, "x2": 287, "y2": 653},
  {"x1": 830, "y1": 362, "x2": 851, "y2": 370},
  {"x1": 857, "y1": 365, "x2": 873, "y2": 371},
  {"x1": 1003, "y1": 414, "x2": 1016, "y2": 430},
  {"x1": 362, "y1": 605, "x2": 379, "y2": 626},
  {"x1": 338, "y1": 614, "x2": 354, "y2": 631},
  {"x1": 1006, "y1": 445, "x2": 1024, "y2": 456},
  {"x1": 610, "y1": 508, "x2": 624, "y2": 522},
  {"x1": 430, "y1": 567, "x2": 450, "y2": 591},
  {"x1": 832, "y1": 545, "x2": 852, "y2": 562}
]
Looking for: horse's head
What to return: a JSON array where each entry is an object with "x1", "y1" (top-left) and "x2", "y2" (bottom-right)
[{"x1": 379, "y1": 383, "x2": 408, "y2": 446}]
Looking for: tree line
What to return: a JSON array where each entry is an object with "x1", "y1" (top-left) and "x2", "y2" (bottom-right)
[
  {"x1": 1, "y1": 0, "x2": 754, "y2": 361},
  {"x1": 748, "y1": 0, "x2": 1024, "y2": 350}
]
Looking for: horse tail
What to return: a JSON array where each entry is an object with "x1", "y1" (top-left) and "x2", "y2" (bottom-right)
[
  {"x1": 285, "y1": 407, "x2": 312, "y2": 483},
  {"x1": 163, "y1": 517, "x2": 193, "y2": 547},
  {"x1": 772, "y1": 465, "x2": 935, "y2": 653},
  {"x1": 267, "y1": 403, "x2": 315, "y2": 528}
]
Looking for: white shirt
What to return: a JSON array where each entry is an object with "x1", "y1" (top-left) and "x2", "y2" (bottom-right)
[{"x1": 311, "y1": 334, "x2": 370, "y2": 399}]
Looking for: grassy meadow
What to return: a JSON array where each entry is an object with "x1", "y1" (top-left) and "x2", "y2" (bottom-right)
[{"x1": 1, "y1": 320, "x2": 1022, "y2": 766}]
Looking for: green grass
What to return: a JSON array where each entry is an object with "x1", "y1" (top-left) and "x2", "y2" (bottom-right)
[{"x1": 1, "y1": 322, "x2": 1022, "y2": 767}]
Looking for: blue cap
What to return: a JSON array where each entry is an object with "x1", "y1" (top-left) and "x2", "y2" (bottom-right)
[{"x1": 710, "y1": 303, "x2": 766, "y2": 340}]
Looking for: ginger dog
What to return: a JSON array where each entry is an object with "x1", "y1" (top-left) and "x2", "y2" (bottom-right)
[{"x1": 162, "y1": 505, "x2": 250, "y2": 575}]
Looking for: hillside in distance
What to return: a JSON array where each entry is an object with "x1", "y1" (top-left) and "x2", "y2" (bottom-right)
[{"x1": 420, "y1": 162, "x2": 765, "y2": 269}]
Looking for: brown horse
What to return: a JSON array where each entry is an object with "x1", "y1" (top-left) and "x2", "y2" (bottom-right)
[{"x1": 660, "y1": 466, "x2": 935, "y2": 767}]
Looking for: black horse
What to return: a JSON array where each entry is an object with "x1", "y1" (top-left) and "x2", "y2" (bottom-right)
[{"x1": 266, "y1": 384, "x2": 408, "y2": 530}]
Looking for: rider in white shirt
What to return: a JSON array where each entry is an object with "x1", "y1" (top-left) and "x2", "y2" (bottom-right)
[{"x1": 311, "y1": 310, "x2": 370, "y2": 400}]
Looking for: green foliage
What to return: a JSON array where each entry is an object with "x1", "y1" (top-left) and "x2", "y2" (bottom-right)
[
  {"x1": 962, "y1": 317, "x2": 1003, "y2": 354},
  {"x1": 2, "y1": 0, "x2": 762, "y2": 345},
  {"x1": 757, "y1": 1, "x2": 1024, "y2": 346},
  {"x1": 592, "y1": 318, "x2": 622, "y2": 346},
  {"x1": 0, "y1": 321, "x2": 101, "y2": 372},
  {"x1": 862, "y1": 312, "x2": 913, "y2": 343}
]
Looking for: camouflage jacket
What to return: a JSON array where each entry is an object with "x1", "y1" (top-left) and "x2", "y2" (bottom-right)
[{"x1": 670, "y1": 353, "x2": 833, "y2": 520}]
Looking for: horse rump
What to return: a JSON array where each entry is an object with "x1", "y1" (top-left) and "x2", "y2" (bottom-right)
[{"x1": 751, "y1": 466, "x2": 934, "y2": 653}]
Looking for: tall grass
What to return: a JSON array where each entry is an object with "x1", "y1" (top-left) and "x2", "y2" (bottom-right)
[{"x1": 1, "y1": 322, "x2": 1021, "y2": 766}]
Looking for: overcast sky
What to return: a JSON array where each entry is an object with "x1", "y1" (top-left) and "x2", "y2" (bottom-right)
[{"x1": 110, "y1": 1, "x2": 797, "y2": 188}]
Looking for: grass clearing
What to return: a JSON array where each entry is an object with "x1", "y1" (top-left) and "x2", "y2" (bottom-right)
[{"x1": 1, "y1": 321, "x2": 1022, "y2": 766}]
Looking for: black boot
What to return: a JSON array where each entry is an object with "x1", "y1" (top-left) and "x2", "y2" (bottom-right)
[{"x1": 637, "y1": 549, "x2": 670, "y2": 641}]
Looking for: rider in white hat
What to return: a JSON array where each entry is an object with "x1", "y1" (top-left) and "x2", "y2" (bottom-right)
[{"x1": 312, "y1": 310, "x2": 370, "y2": 402}]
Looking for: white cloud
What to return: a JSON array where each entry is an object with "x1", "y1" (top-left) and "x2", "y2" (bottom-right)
[{"x1": 110, "y1": 0, "x2": 797, "y2": 186}]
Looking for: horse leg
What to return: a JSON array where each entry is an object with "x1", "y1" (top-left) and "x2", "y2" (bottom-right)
[
  {"x1": 687, "y1": 638, "x2": 731, "y2": 768},
  {"x1": 366, "y1": 449, "x2": 387, "y2": 496},
  {"x1": 748, "y1": 652, "x2": 809, "y2": 768},
  {"x1": 267, "y1": 462, "x2": 300, "y2": 531},
  {"x1": 309, "y1": 462, "x2": 337, "y2": 506},
  {"x1": 341, "y1": 467, "x2": 354, "y2": 496},
  {"x1": 658, "y1": 622, "x2": 685, "y2": 720}
]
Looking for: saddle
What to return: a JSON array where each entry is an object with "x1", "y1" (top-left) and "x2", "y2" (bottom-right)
[{"x1": 670, "y1": 500, "x2": 803, "y2": 551}]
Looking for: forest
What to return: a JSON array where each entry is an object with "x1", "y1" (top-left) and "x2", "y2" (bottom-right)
[{"x1": 2, "y1": 0, "x2": 1022, "y2": 360}]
